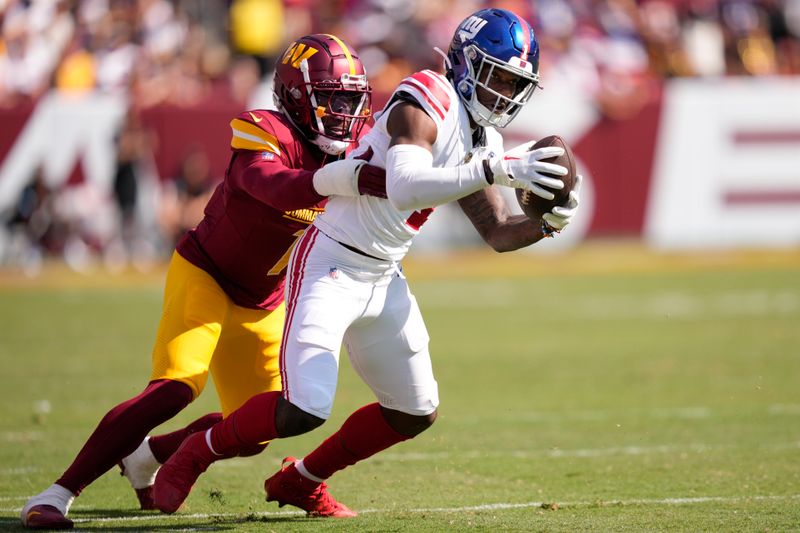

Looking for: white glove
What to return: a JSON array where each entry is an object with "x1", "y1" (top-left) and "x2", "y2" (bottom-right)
[
  {"x1": 312, "y1": 158, "x2": 367, "y2": 197},
  {"x1": 480, "y1": 142, "x2": 568, "y2": 200},
  {"x1": 542, "y1": 174, "x2": 582, "y2": 232}
]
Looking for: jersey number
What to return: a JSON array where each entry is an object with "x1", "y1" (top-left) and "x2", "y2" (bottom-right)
[
  {"x1": 405, "y1": 208, "x2": 433, "y2": 230},
  {"x1": 267, "y1": 230, "x2": 305, "y2": 276}
]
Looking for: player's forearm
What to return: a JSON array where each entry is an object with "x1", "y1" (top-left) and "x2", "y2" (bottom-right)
[
  {"x1": 311, "y1": 159, "x2": 387, "y2": 198},
  {"x1": 233, "y1": 158, "x2": 325, "y2": 211},
  {"x1": 482, "y1": 215, "x2": 543, "y2": 252},
  {"x1": 386, "y1": 144, "x2": 488, "y2": 211},
  {"x1": 458, "y1": 189, "x2": 543, "y2": 252}
]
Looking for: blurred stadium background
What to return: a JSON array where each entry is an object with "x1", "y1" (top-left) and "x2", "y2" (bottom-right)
[
  {"x1": 1, "y1": 0, "x2": 799, "y2": 274},
  {"x1": 2, "y1": 3, "x2": 799, "y2": 530}
]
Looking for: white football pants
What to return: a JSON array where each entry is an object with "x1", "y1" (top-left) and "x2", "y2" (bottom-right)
[{"x1": 280, "y1": 225, "x2": 439, "y2": 419}]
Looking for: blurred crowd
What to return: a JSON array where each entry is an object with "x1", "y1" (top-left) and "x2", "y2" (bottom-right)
[
  {"x1": 2, "y1": 0, "x2": 799, "y2": 106},
  {"x1": 1, "y1": 0, "x2": 800, "y2": 272}
]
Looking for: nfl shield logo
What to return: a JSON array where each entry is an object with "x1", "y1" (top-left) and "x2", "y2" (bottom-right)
[
  {"x1": 261, "y1": 151, "x2": 275, "y2": 161},
  {"x1": 328, "y1": 267, "x2": 339, "y2": 280}
]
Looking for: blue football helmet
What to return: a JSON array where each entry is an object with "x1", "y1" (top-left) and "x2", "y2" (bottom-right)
[{"x1": 447, "y1": 8, "x2": 540, "y2": 128}]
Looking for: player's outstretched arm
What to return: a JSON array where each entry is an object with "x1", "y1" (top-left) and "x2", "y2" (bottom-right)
[
  {"x1": 384, "y1": 102, "x2": 570, "y2": 212},
  {"x1": 230, "y1": 153, "x2": 386, "y2": 211},
  {"x1": 457, "y1": 188, "x2": 546, "y2": 252},
  {"x1": 312, "y1": 159, "x2": 387, "y2": 199},
  {"x1": 384, "y1": 102, "x2": 491, "y2": 211}
]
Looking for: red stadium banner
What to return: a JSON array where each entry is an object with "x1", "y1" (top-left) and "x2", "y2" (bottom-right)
[{"x1": 1, "y1": 80, "x2": 799, "y2": 250}]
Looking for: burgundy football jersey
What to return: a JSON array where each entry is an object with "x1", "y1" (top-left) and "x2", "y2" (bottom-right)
[{"x1": 177, "y1": 109, "x2": 331, "y2": 310}]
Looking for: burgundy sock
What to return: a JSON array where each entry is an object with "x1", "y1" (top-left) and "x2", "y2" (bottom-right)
[
  {"x1": 303, "y1": 403, "x2": 410, "y2": 480},
  {"x1": 209, "y1": 391, "x2": 280, "y2": 455},
  {"x1": 57, "y1": 380, "x2": 193, "y2": 495},
  {"x1": 148, "y1": 412, "x2": 223, "y2": 464},
  {"x1": 238, "y1": 442, "x2": 268, "y2": 458}
]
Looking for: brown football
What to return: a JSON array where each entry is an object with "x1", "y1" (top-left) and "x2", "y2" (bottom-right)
[{"x1": 515, "y1": 135, "x2": 577, "y2": 222}]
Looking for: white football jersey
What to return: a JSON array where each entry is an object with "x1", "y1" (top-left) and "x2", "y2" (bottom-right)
[{"x1": 315, "y1": 69, "x2": 504, "y2": 262}]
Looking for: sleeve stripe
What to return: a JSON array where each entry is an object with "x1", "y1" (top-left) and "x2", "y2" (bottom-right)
[
  {"x1": 230, "y1": 118, "x2": 282, "y2": 155},
  {"x1": 422, "y1": 70, "x2": 453, "y2": 109},
  {"x1": 399, "y1": 79, "x2": 446, "y2": 120},
  {"x1": 231, "y1": 136, "x2": 273, "y2": 152},
  {"x1": 231, "y1": 131, "x2": 282, "y2": 153},
  {"x1": 411, "y1": 71, "x2": 451, "y2": 113}
]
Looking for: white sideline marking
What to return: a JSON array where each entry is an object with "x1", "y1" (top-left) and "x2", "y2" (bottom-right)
[
  {"x1": 379, "y1": 440, "x2": 799, "y2": 462},
  {"x1": 501, "y1": 404, "x2": 799, "y2": 425},
  {"x1": 0, "y1": 466, "x2": 38, "y2": 475},
  {"x1": 1, "y1": 431, "x2": 42, "y2": 442},
  {"x1": 506, "y1": 406, "x2": 713, "y2": 423},
  {"x1": 407, "y1": 494, "x2": 800, "y2": 513},
  {"x1": 420, "y1": 287, "x2": 800, "y2": 319},
  {"x1": 379, "y1": 444, "x2": 697, "y2": 461},
  {"x1": 4, "y1": 493, "x2": 800, "y2": 519},
  {"x1": 2, "y1": 493, "x2": 791, "y2": 524},
  {"x1": 769, "y1": 403, "x2": 800, "y2": 415}
]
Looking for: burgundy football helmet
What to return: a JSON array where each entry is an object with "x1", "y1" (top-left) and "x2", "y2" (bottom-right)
[{"x1": 274, "y1": 34, "x2": 372, "y2": 155}]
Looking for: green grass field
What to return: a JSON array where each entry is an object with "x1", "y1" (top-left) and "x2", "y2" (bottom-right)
[{"x1": 1, "y1": 246, "x2": 799, "y2": 532}]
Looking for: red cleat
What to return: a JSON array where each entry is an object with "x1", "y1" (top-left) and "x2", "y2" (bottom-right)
[
  {"x1": 152, "y1": 432, "x2": 219, "y2": 513},
  {"x1": 21, "y1": 504, "x2": 73, "y2": 530},
  {"x1": 265, "y1": 457, "x2": 357, "y2": 518}
]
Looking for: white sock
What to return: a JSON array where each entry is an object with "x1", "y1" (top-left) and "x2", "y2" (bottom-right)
[
  {"x1": 120, "y1": 436, "x2": 161, "y2": 489},
  {"x1": 294, "y1": 459, "x2": 325, "y2": 483},
  {"x1": 21, "y1": 483, "x2": 75, "y2": 522}
]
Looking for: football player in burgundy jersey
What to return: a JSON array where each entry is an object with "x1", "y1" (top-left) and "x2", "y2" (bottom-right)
[
  {"x1": 151, "y1": 9, "x2": 582, "y2": 520},
  {"x1": 21, "y1": 34, "x2": 385, "y2": 530}
]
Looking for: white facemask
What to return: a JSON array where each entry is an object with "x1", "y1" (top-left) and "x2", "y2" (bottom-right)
[{"x1": 312, "y1": 135, "x2": 349, "y2": 155}]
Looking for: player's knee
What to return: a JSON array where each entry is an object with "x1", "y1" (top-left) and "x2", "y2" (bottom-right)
[
  {"x1": 238, "y1": 442, "x2": 268, "y2": 457},
  {"x1": 274, "y1": 397, "x2": 326, "y2": 437},
  {"x1": 126, "y1": 380, "x2": 193, "y2": 421},
  {"x1": 147, "y1": 380, "x2": 194, "y2": 414},
  {"x1": 381, "y1": 407, "x2": 437, "y2": 437}
]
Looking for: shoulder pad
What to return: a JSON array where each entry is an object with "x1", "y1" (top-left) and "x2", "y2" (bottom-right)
[
  {"x1": 230, "y1": 110, "x2": 284, "y2": 155},
  {"x1": 394, "y1": 70, "x2": 453, "y2": 123}
]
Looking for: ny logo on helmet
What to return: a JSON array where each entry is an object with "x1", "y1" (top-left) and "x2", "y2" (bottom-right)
[
  {"x1": 458, "y1": 15, "x2": 487, "y2": 42},
  {"x1": 282, "y1": 42, "x2": 318, "y2": 68}
]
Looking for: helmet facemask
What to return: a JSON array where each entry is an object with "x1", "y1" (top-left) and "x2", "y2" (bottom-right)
[
  {"x1": 300, "y1": 60, "x2": 371, "y2": 155},
  {"x1": 460, "y1": 44, "x2": 540, "y2": 128},
  {"x1": 273, "y1": 34, "x2": 373, "y2": 156},
  {"x1": 299, "y1": 60, "x2": 371, "y2": 155}
]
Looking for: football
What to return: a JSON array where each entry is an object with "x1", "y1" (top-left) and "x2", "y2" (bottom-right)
[{"x1": 515, "y1": 135, "x2": 577, "y2": 222}]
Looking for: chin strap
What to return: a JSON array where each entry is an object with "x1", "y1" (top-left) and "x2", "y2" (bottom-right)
[
  {"x1": 313, "y1": 135, "x2": 348, "y2": 155},
  {"x1": 433, "y1": 47, "x2": 452, "y2": 71}
]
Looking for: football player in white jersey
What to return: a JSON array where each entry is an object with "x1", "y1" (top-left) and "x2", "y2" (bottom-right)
[{"x1": 152, "y1": 8, "x2": 582, "y2": 518}]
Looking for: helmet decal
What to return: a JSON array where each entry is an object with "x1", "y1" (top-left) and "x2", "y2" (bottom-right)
[
  {"x1": 273, "y1": 34, "x2": 371, "y2": 155},
  {"x1": 446, "y1": 8, "x2": 540, "y2": 128},
  {"x1": 457, "y1": 15, "x2": 488, "y2": 42},
  {"x1": 282, "y1": 42, "x2": 319, "y2": 68}
]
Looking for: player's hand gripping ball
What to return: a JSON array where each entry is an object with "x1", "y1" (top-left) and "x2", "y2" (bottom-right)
[{"x1": 515, "y1": 135, "x2": 577, "y2": 222}]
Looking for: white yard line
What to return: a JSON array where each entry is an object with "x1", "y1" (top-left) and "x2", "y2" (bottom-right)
[
  {"x1": 378, "y1": 440, "x2": 799, "y2": 462},
  {"x1": 0, "y1": 431, "x2": 43, "y2": 442},
  {"x1": 0, "y1": 466, "x2": 38, "y2": 475},
  {"x1": 499, "y1": 404, "x2": 800, "y2": 424},
  {"x1": 2, "y1": 494, "x2": 796, "y2": 524},
  {"x1": 419, "y1": 287, "x2": 800, "y2": 320},
  {"x1": 406, "y1": 494, "x2": 800, "y2": 513}
]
